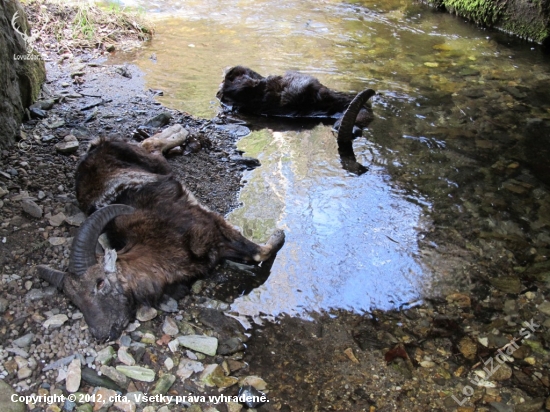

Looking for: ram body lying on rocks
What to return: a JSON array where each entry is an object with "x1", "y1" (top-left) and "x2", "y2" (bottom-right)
[
  {"x1": 217, "y1": 65, "x2": 376, "y2": 141},
  {"x1": 38, "y1": 132, "x2": 285, "y2": 341}
]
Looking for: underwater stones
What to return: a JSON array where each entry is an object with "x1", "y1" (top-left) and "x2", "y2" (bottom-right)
[
  {"x1": 489, "y1": 276, "x2": 522, "y2": 294},
  {"x1": 446, "y1": 293, "x2": 471, "y2": 308},
  {"x1": 536, "y1": 301, "x2": 550, "y2": 316},
  {"x1": 458, "y1": 337, "x2": 477, "y2": 360}
]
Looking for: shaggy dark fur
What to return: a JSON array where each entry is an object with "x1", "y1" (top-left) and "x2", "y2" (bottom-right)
[
  {"x1": 38, "y1": 138, "x2": 284, "y2": 341},
  {"x1": 217, "y1": 65, "x2": 372, "y2": 126}
]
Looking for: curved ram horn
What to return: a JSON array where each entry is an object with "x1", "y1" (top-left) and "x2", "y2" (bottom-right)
[
  {"x1": 37, "y1": 265, "x2": 65, "y2": 289},
  {"x1": 69, "y1": 204, "x2": 135, "y2": 276},
  {"x1": 337, "y1": 89, "x2": 376, "y2": 143}
]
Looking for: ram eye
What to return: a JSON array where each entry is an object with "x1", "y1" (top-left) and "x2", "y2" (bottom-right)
[{"x1": 96, "y1": 279, "x2": 106, "y2": 291}]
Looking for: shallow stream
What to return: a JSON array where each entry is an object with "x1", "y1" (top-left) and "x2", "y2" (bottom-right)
[{"x1": 111, "y1": 0, "x2": 550, "y2": 318}]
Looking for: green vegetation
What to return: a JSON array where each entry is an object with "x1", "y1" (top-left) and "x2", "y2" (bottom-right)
[
  {"x1": 23, "y1": 0, "x2": 154, "y2": 51},
  {"x1": 444, "y1": 0, "x2": 504, "y2": 25}
]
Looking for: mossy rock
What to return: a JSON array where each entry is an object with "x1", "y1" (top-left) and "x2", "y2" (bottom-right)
[{"x1": 0, "y1": 0, "x2": 46, "y2": 147}]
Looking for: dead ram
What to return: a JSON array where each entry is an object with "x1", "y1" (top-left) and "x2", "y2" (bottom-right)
[
  {"x1": 37, "y1": 131, "x2": 285, "y2": 341},
  {"x1": 216, "y1": 65, "x2": 376, "y2": 141}
]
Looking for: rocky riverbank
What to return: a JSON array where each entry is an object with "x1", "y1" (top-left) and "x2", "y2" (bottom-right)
[{"x1": 1, "y1": 1, "x2": 550, "y2": 412}]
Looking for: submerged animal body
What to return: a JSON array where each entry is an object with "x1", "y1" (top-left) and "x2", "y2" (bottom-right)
[
  {"x1": 38, "y1": 137, "x2": 285, "y2": 341},
  {"x1": 216, "y1": 65, "x2": 375, "y2": 136}
]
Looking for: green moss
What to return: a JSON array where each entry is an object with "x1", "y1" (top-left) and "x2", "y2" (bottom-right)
[
  {"x1": 443, "y1": 0, "x2": 504, "y2": 25},
  {"x1": 500, "y1": 17, "x2": 550, "y2": 43}
]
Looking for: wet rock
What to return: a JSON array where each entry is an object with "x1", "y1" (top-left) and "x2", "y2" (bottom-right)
[
  {"x1": 30, "y1": 107, "x2": 47, "y2": 119},
  {"x1": 115, "y1": 65, "x2": 132, "y2": 78},
  {"x1": 238, "y1": 385, "x2": 267, "y2": 408},
  {"x1": 158, "y1": 296, "x2": 178, "y2": 312},
  {"x1": 229, "y1": 155, "x2": 260, "y2": 169},
  {"x1": 176, "y1": 358, "x2": 204, "y2": 380},
  {"x1": 21, "y1": 199, "x2": 42, "y2": 218},
  {"x1": 200, "y1": 364, "x2": 237, "y2": 388},
  {"x1": 491, "y1": 363, "x2": 512, "y2": 381},
  {"x1": 48, "y1": 237, "x2": 67, "y2": 246},
  {"x1": 99, "y1": 365, "x2": 128, "y2": 389},
  {"x1": 198, "y1": 308, "x2": 244, "y2": 337},
  {"x1": 213, "y1": 124, "x2": 251, "y2": 138},
  {"x1": 65, "y1": 212, "x2": 86, "y2": 226},
  {"x1": 32, "y1": 99, "x2": 55, "y2": 110},
  {"x1": 0, "y1": 297, "x2": 7, "y2": 313},
  {"x1": 94, "y1": 388, "x2": 116, "y2": 411},
  {"x1": 115, "y1": 365, "x2": 155, "y2": 382},
  {"x1": 12, "y1": 333, "x2": 34, "y2": 348},
  {"x1": 49, "y1": 212, "x2": 66, "y2": 226},
  {"x1": 119, "y1": 335, "x2": 132, "y2": 347},
  {"x1": 66, "y1": 358, "x2": 81, "y2": 393},
  {"x1": 0, "y1": 380, "x2": 25, "y2": 412},
  {"x1": 515, "y1": 398, "x2": 545, "y2": 412},
  {"x1": 17, "y1": 366, "x2": 32, "y2": 379},
  {"x1": 162, "y1": 317, "x2": 179, "y2": 336},
  {"x1": 537, "y1": 301, "x2": 550, "y2": 316},
  {"x1": 26, "y1": 287, "x2": 57, "y2": 301},
  {"x1": 136, "y1": 306, "x2": 157, "y2": 322},
  {"x1": 150, "y1": 374, "x2": 175, "y2": 395},
  {"x1": 239, "y1": 376, "x2": 267, "y2": 391},
  {"x1": 95, "y1": 346, "x2": 116, "y2": 365},
  {"x1": 43, "y1": 314, "x2": 69, "y2": 328},
  {"x1": 145, "y1": 112, "x2": 171, "y2": 128},
  {"x1": 113, "y1": 399, "x2": 136, "y2": 412},
  {"x1": 462, "y1": 88, "x2": 485, "y2": 98},
  {"x1": 164, "y1": 357, "x2": 174, "y2": 371},
  {"x1": 178, "y1": 335, "x2": 218, "y2": 356},
  {"x1": 226, "y1": 403, "x2": 242, "y2": 412},
  {"x1": 55, "y1": 141, "x2": 79, "y2": 154},
  {"x1": 48, "y1": 119, "x2": 66, "y2": 129},
  {"x1": 82, "y1": 367, "x2": 123, "y2": 391},
  {"x1": 446, "y1": 293, "x2": 471, "y2": 308},
  {"x1": 117, "y1": 348, "x2": 135, "y2": 366},
  {"x1": 458, "y1": 337, "x2": 477, "y2": 360},
  {"x1": 218, "y1": 337, "x2": 245, "y2": 355},
  {"x1": 489, "y1": 276, "x2": 522, "y2": 294}
]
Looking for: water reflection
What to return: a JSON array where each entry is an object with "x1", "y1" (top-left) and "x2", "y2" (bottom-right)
[
  {"x1": 111, "y1": 0, "x2": 550, "y2": 317},
  {"x1": 228, "y1": 125, "x2": 428, "y2": 317}
]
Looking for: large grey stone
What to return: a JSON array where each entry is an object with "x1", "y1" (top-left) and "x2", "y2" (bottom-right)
[
  {"x1": 0, "y1": 1, "x2": 45, "y2": 147},
  {"x1": 0, "y1": 380, "x2": 25, "y2": 412}
]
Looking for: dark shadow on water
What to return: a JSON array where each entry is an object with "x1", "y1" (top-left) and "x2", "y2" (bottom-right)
[{"x1": 217, "y1": 112, "x2": 371, "y2": 175}]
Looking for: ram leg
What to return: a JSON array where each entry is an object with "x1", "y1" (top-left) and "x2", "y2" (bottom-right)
[
  {"x1": 220, "y1": 229, "x2": 285, "y2": 264},
  {"x1": 141, "y1": 124, "x2": 190, "y2": 155}
]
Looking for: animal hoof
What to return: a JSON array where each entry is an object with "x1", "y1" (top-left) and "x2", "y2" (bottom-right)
[{"x1": 267, "y1": 229, "x2": 285, "y2": 253}]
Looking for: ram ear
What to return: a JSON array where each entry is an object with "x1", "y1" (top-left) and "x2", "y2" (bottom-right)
[{"x1": 37, "y1": 265, "x2": 66, "y2": 290}]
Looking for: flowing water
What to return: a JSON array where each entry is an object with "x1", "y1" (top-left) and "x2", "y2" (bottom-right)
[{"x1": 110, "y1": 0, "x2": 550, "y2": 318}]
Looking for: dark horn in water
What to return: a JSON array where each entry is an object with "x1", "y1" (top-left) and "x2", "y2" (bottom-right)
[
  {"x1": 337, "y1": 89, "x2": 376, "y2": 142},
  {"x1": 69, "y1": 204, "x2": 135, "y2": 276}
]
